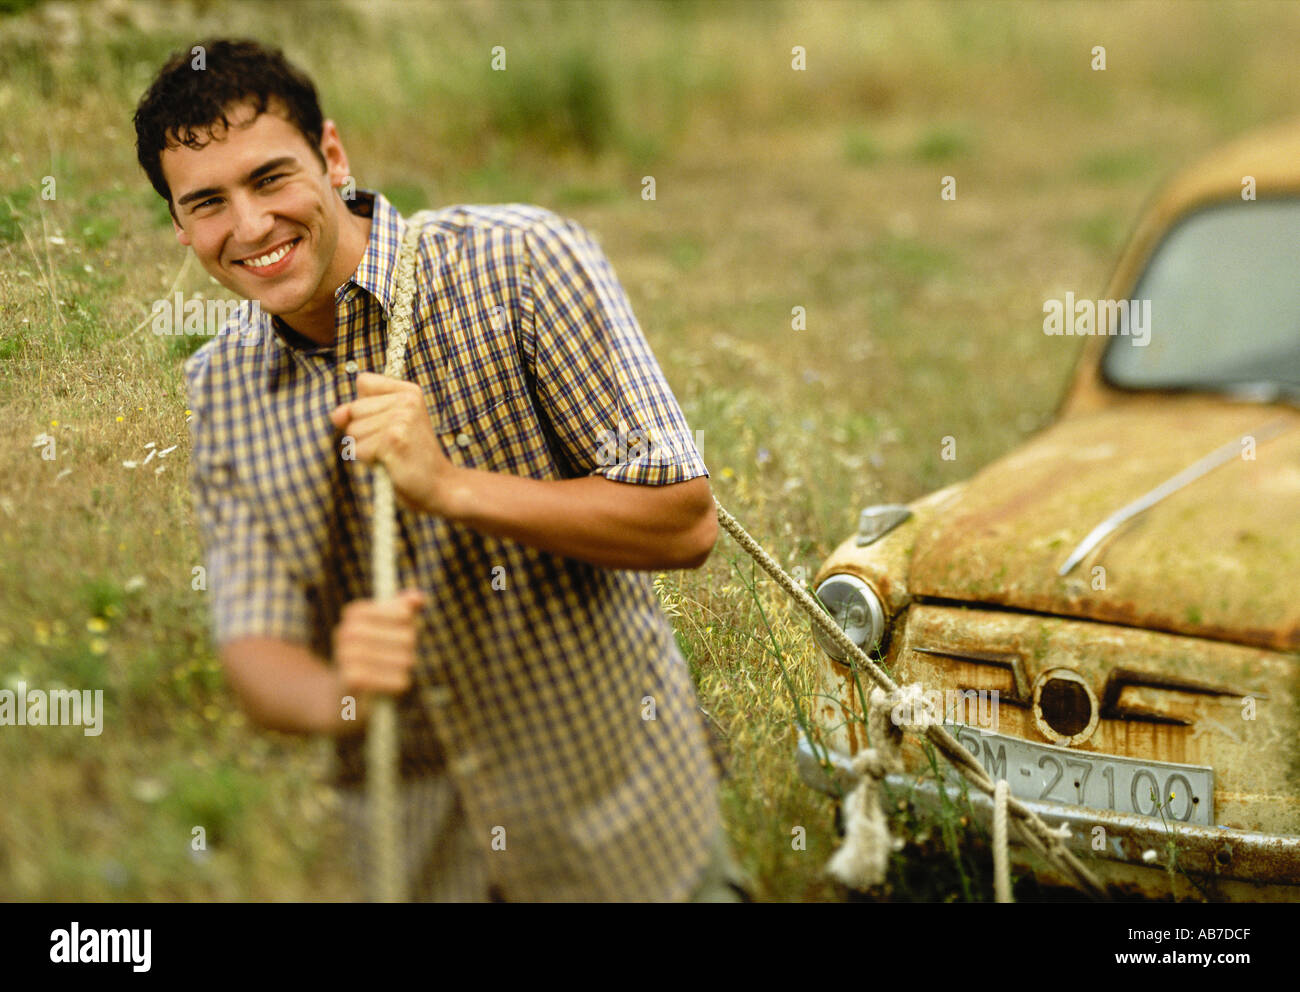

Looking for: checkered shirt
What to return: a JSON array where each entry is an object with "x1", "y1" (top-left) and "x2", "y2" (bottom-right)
[{"x1": 183, "y1": 191, "x2": 720, "y2": 901}]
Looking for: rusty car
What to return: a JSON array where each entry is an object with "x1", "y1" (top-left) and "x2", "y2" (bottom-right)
[{"x1": 800, "y1": 117, "x2": 1300, "y2": 900}]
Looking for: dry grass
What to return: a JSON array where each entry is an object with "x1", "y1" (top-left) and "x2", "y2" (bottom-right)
[{"x1": 2, "y1": 0, "x2": 1299, "y2": 901}]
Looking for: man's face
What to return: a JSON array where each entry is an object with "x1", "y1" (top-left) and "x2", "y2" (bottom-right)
[{"x1": 161, "y1": 100, "x2": 354, "y2": 325}]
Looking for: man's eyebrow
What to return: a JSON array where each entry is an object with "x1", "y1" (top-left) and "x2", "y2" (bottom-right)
[
  {"x1": 175, "y1": 156, "x2": 302, "y2": 209},
  {"x1": 248, "y1": 156, "x2": 299, "y2": 182}
]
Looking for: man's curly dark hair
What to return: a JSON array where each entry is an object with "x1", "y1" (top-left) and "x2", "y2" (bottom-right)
[{"x1": 134, "y1": 38, "x2": 326, "y2": 208}]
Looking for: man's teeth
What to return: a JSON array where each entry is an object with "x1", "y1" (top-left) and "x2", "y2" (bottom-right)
[{"x1": 240, "y1": 241, "x2": 295, "y2": 268}]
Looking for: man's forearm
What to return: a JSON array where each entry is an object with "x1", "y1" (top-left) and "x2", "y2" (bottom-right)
[
  {"x1": 220, "y1": 636, "x2": 364, "y2": 737},
  {"x1": 437, "y1": 468, "x2": 717, "y2": 571}
]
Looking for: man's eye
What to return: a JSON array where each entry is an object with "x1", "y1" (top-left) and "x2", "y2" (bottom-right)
[
  {"x1": 257, "y1": 174, "x2": 287, "y2": 188},
  {"x1": 195, "y1": 197, "x2": 220, "y2": 210}
]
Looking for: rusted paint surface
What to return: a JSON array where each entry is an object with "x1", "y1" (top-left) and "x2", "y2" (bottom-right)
[{"x1": 904, "y1": 398, "x2": 1300, "y2": 651}]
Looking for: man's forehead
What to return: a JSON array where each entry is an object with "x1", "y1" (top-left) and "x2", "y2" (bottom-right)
[{"x1": 160, "y1": 100, "x2": 311, "y2": 191}]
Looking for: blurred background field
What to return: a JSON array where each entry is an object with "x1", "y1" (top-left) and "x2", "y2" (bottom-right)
[{"x1": 2, "y1": 0, "x2": 1299, "y2": 901}]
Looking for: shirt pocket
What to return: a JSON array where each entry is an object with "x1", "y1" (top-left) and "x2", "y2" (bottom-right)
[{"x1": 429, "y1": 392, "x2": 521, "y2": 473}]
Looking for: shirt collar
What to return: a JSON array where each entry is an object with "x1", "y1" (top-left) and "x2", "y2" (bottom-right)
[
  {"x1": 267, "y1": 188, "x2": 406, "y2": 355},
  {"x1": 339, "y1": 188, "x2": 405, "y2": 318}
]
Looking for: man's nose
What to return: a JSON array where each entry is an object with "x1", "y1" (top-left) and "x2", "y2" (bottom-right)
[{"x1": 228, "y1": 192, "x2": 275, "y2": 249}]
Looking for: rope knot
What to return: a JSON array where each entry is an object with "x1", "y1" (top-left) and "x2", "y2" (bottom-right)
[
  {"x1": 825, "y1": 755, "x2": 894, "y2": 891},
  {"x1": 825, "y1": 685, "x2": 919, "y2": 891}
]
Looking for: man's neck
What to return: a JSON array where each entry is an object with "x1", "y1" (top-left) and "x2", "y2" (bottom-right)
[{"x1": 281, "y1": 203, "x2": 372, "y2": 346}]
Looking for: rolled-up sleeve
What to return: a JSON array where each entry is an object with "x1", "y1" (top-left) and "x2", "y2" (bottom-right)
[
  {"x1": 522, "y1": 212, "x2": 708, "y2": 486},
  {"x1": 185, "y1": 351, "x2": 311, "y2": 647}
]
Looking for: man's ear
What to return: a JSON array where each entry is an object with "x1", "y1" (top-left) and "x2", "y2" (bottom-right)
[{"x1": 318, "y1": 119, "x2": 352, "y2": 190}]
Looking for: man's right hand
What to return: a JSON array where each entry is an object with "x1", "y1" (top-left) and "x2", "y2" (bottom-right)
[
  {"x1": 332, "y1": 588, "x2": 428, "y2": 697},
  {"x1": 216, "y1": 589, "x2": 428, "y2": 737}
]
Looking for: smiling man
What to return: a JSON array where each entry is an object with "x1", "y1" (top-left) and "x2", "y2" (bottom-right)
[{"x1": 134, "y1": 39, "x2": 738, "y2": 901}]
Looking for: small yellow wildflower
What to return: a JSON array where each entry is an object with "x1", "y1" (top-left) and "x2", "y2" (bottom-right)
[
  {"x1": 86, "y1": 617, "x2": 109, "y2": 633},
  {"x1": 90, "y1": 638, "x2": 108, "y2": 655},
  {"x1": 115, "y1": 416, "x2": 124, "y2": 422}
]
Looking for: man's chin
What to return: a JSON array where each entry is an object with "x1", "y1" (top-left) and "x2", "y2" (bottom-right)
[
  {"x1": 250, "y1": 297, "x2": 298, "y2": 316},
  {"x1": 239, "y1": 286, "x2": 310, "y2": 317}
]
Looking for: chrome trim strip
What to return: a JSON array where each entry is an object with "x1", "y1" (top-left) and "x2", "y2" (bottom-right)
[
  {"x1": 856, "y1": 504, "x2": 912, "y2": 547},
  {"x1": 1057, "y1": 417, "x2": 1293, "y2": 575}
]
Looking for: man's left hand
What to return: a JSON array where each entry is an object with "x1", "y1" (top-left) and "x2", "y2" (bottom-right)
[{"x1": 330, "y1": 372, "x2": 459, "y2": 515}]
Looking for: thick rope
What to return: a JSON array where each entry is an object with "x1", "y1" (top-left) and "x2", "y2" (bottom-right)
[
  {"x1": 366, "y1": 212, "x2": 432, "y2": 903},
  {"x1": 713, "y1": 497, "x2": 1108, "y2": 901},
  {"x1": 994, "y1": 779, "x2": 1012, "y2": 902},
  {"x1": 826, "y1": 686, "x2": 903, "y2": 888}
]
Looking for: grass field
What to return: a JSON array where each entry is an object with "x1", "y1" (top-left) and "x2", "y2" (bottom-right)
[{"x1": 2, "y1": 0, "x2": 1299, "y2": 901}]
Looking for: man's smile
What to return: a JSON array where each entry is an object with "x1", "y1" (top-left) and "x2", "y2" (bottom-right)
[{"x1": 233, "y1": 236, "x2": 302, "y2": 276}]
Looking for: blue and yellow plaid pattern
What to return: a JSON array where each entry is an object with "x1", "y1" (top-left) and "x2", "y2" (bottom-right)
[{"x1": 184, "y1": 191, "x2": 720, "y2": 901}]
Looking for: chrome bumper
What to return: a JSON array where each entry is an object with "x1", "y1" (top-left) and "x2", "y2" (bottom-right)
[{"x1": 796, "y1": 732, "x2": 1300, "y2": 889}]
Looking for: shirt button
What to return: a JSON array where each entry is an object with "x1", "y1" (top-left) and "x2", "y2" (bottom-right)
[
  {"x1": 455, "y1": 432, "x2": 471, "y2": 448},
  {"x1": 344, "y1": 360, "x2": 359, "y2": 374},
  {"x1": 451, "y1": 753, "x2": 480, "y2": 777},
  {"x1": 424, "y1": 685, "x2": 453, "y2": 708}
]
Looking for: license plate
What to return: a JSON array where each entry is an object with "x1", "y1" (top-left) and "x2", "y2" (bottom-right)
[{"x1": 947, "y1": 725, "x2": 1215, "y2": 826}]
